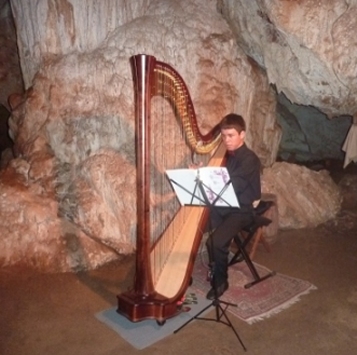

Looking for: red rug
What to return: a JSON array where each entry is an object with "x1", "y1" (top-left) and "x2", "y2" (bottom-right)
[{"x1": 191, "y1": 257, "x2": 317, "y2": 324}]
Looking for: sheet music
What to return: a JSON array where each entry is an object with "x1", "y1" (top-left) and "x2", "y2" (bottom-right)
[{"x1": 166, "y1": 167, "x2": 239, "y2": 207}]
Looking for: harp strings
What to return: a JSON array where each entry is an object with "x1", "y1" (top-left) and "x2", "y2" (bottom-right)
[
  {"x1": 149, "y1": 70, "x2": 194, "y2": 285},
  {"x1": 148, "y1": 61, "x2": 217, "y2": 287}
]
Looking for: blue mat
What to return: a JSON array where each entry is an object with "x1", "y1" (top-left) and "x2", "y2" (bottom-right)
[{"x1": 95, "y1": 290, "x2": 212, "y2": 350}]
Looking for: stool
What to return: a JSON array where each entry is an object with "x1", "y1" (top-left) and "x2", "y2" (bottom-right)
[
  {"x1": 228, "y1": 201, "x2": 276, "y2": 288},
  {"x1": 240, "y1": 216, "x2": 271, "y2": 257},
  {"x1": 241, "y1": 200, "x2": 273, "y2": 259},
  {"x1": 229, "y1": 200, "x2": 273, "y2": 262}
]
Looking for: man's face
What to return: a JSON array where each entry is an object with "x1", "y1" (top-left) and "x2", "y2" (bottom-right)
[{"x1": 221, "y1": 128, "x2": 245, "y2": 151}]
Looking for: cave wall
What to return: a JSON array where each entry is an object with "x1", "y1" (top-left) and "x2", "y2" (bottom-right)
[
  {"x1": 219, "y1": 0, "x2": 357, "y2": 117},
  {"x1": 277, "y1": 94, "x2": 352, "y2": 162},
  {"x1": 0, "y1": 0, "x2": 348, "y2": 271},
  {"x1": 10, "y1": 0, "x2": 150, "y2": 89},
  {"x1": 0, "y1": 0, "x2": 23, "y2": 109}
]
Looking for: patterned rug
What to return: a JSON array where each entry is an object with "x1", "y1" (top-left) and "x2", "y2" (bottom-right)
[{"x1": 192, "y1": 256, "x2": 317, "y2": 324}]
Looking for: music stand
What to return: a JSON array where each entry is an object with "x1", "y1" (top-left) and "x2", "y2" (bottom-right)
[{"x1": 166, "y1": 167, "x2": 247, "y2": 351}]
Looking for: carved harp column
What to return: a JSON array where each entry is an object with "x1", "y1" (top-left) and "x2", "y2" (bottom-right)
[{"x1": 117, "y1": 54, "x2": 224, "y2": 324}]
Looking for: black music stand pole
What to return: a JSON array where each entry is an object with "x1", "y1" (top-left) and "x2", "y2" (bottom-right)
[{"x1": 174, "y1": 175, "x2": 247, "y2": 352}]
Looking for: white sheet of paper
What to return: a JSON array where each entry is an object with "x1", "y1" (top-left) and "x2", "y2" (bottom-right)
[
  {"x1": 342, "y1": 118, "x2": 357, "y2": 168},
  {"x1": 166, "y1": 167, "x2": 239, "y2": 207}
]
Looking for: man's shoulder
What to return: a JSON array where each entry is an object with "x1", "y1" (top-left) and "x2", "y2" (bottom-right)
[
  {"x1": 233, "y1": 144, "x2": 260, "y2": 165},
  {"x1": 242, "y1": 144, "x2": 260, "y2": 161}
]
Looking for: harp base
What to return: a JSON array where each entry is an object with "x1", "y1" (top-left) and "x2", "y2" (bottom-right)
[{"x1": 116, "y1": 290, "x2": 182, "y2": 324}]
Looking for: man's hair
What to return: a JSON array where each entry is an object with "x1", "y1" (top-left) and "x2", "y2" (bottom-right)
[{"x1": 220, "y1": 113, "x2": 246, "y2": 133}]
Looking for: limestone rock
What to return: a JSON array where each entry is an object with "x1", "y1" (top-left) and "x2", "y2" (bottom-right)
[
  {"x1": 262, "y1": 162, "x2": 342, "y2": 229},
  {"x1": 0, "y1": 165, "x2": 118, "y2": 272},
  {"x1": 65, "y1": 149, "x2": 137, "y2": 253},
  {"x1": 220, "y1": 0, "x2": 357, "y2": 117},
  {"x1": 338, "y1": 173, "x2": 357, "y2": 210},
  {"x1": 9, "y1": 0, "x2": 149, "y2": 89},
  {"x1": 1, "y1": 0, "x2": 280, "y2": 271},
  {"x1": 1, "y1": 0, "x2": 350, "y2": 272}
]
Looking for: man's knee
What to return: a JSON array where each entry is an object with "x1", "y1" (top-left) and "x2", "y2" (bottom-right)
[{"x1": 208, "y1": 234, "x2": 227, "y2": 251}]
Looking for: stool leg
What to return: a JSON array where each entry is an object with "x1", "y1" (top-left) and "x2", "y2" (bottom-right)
[
  {"x1": 249, "y1": 228, "x2": 262, "y2": 259},
  {"x1": 232, "y1": 230, "x2": 276, "y2": 289},
  {"x1": 250, "y1": 227, "x2": 271, "y2": 259},
  {"x1": 260, "y1": 233, "x2": 271, "y2": 253},
  {"x1": 228, "y1": 233, "x2": 245, "y2": 266}
]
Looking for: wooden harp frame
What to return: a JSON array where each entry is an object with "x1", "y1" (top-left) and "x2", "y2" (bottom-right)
[{"x1": 117, "y1": 54, "x2": 224, "y2": 323}]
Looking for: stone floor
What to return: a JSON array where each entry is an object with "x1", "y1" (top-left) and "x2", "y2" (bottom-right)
[{"x1": 1, "y1": 163, "x2": 357, "y2": 355}]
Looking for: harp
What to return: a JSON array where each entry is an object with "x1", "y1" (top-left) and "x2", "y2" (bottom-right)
[{"x1": 117, "y1": 54, "x2": 225, "y2": 323}]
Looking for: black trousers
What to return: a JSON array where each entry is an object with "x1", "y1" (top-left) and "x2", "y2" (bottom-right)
[{"x1": 206, "y1": 207, "x2": 254, "y2": 287}]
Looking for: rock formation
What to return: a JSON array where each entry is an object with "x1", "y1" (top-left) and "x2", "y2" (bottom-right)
[
  {"x1": 0, "y1": 0, "x2": 351, "y2": 271},
  {"x1": 219, "y1": 0, "x2": 357, "y2": 117}
]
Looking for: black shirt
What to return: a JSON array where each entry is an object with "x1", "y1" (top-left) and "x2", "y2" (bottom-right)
[{"x1": 226, "y1": 143, "x2": 261, "y2": 208}]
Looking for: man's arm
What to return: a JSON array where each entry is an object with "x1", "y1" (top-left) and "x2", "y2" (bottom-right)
[{"x1": 229, "y1": 153, "x2": 261, "y2": 205}]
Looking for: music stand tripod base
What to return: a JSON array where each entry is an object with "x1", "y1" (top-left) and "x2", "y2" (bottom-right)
[
  {"x1": 175, "y1": 187, "x2": 246, "y2": 350},
  {"x1": 174, "y1": 294, "x2": 247, "y2": 352}
]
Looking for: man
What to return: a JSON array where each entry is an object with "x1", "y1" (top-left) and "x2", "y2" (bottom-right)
[{"x1": 206, "y1": 113, "x2": 261, "y2": 300}]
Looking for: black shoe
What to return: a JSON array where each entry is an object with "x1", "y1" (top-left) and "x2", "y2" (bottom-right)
[{"x1": 206, "y1": 281, "x2": 229, "y2": 300}]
